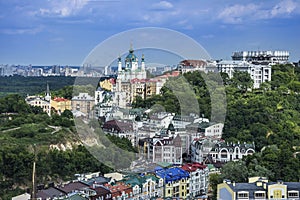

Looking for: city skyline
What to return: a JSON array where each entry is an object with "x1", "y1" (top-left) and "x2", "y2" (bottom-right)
[{"x1": 0, "y1": 0, "x2": 300, "y2": 65}]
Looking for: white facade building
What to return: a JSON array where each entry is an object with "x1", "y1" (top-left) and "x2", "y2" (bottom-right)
[
  {"x1": 216, "y1": 60, "x2": 271, "y2": 88},
  {"x1": 182, "y1": 163, "x2": 209, "y2": 197},
  {"x1": 232, "y1": 50, "x2": 289, "y2": 64},
  {"x1": 25, "y1": 83, "x2": 51, "y2": 116},
  {"x1": 209, "y1": 142, "x2": 255, "y2": 162},
  {"x1": 190, "y1": 138, "x2": 222, "y2": 164}
]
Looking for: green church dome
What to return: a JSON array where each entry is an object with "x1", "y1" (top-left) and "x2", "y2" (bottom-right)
[{"x1": 125, "y1": 48, "x2": 137, "y2": 62}]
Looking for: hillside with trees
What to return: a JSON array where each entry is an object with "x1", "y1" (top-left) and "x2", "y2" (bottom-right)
[{"x1": 0, "y1": 94, "x2": 136, "y2": 199}]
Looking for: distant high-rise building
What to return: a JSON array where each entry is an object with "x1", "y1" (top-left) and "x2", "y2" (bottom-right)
[{"x1": 0, "y1": 65, "x2": 13, "y2": 76}]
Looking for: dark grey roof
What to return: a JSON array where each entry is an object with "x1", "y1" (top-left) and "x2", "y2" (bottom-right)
[
  {"x1": 37, "y1": 187, "x2": 66, "y2": 199},
  {"x1": 80, "y1": 176, "x2": 111, "y2": 186},
  {"x1": 229, "y1": 183, "x2": 263, "y2": 191}
]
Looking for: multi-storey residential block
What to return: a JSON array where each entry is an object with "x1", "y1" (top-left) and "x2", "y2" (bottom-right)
[
  {"x1": 146, "y1": 134, "x2": 182, "y2": 165},
  {"x1": 94, "y1": 88, "x2": 115, "y2": 120},
  {"x1": 130, "y1": 78, "x2": 158, "y2": 101},
  {"x1": 218, "y1": 177, "x2": 300, "y2": 200},
  {"x1": 181, "y1": 163, "x2": 209, "y2": 198},
  {"x1": 216, "y1": 60, "x2": 272, "y2": 88},
  {"x1": 187, "y1": 122, "x2": 224, "y2": 138},
  {"x1": 145, "y1": 112, "x2": 174, "y2": 129},
  {"x1": 0, "y1": 64, "x2": 13, "y2": 76},
  {"x1": 155, "y1": 167, "x2": 190, "y2": 199},
  {"x1": 71, "y1": 93, "x2": 95, "y2": 118},
  {"x1": 209, "y1": 141, "x2": 255, "y2": 162},
  {"x1": 232, "y1": 50, "x2": 289, "y2": 64}
]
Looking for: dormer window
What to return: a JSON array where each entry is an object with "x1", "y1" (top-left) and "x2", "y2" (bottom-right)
[
  {"x1": 238, "y1": 191, "x2": 249, "y2": 199},
  {"x1": 254, "y1": 191, "x2": 265, "y2": 198},
  {"x1": 288, "y1": 191, "x2": 299, "y2": 198}
]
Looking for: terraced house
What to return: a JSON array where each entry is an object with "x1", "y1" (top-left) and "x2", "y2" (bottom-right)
[
  {"x1": 218, "y1": 177, "x2": 300, "y2": 200},
  {"x1": 122, "y1": 174, "x2": 164, "y2": 199}
]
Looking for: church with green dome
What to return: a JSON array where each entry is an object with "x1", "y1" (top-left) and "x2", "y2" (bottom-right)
[
  {"x1": 115, "y1": 46, "x2": 147, "y2": 108},
  {"x1": 117, "y1": 46, "x2": 146, "y2": 77}
]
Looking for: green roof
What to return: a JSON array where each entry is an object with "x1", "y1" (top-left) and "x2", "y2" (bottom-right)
[
  {"x1": 207, "y1": 164, "x2": 215, "y2": 170},
  {"x1": 157, "y1": 161, "x2": 173, "y2": 168},
  {"x1": 123, "y1": 174, "x2": 160, "y2": 187}
]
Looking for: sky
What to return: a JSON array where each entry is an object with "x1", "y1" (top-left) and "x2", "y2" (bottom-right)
[{"x1": 0, "y1": 0, "x2": 300, "y2": 66}]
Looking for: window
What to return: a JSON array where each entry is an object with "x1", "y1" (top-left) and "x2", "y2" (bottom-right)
[
  {"x1": 238, "y1": 192, "x2": 249, "y2": 199},
  {"x1": 288, "y1": 191, "x2": 299, "y2": 198},
  {"x1": 254, "y1": 191, "x2": 265, "y2": 198}
]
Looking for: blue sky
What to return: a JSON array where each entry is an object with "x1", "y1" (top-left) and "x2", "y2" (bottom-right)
[{"x1": 0, "y1": 0, "x2": 300, "y2": 65}]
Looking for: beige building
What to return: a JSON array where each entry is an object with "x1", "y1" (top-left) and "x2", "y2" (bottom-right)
[
  {"x1": 130, "y1": 78, "x2": 157, "y2": 101},
  {"x1": 71, "y1": 93, "x2": 95, "y2": 118},
  {"x1": 218, "y1": 177, "x2": 300, "y2": 200},
  {"x1": 51, "y1": 97, "x2": 71, "y2": 114}
]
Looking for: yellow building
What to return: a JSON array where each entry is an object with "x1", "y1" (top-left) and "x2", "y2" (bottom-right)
[
  {"x1": 217, "y1": 177, "x2": 300, "y2": 200},
  {"x1": 100, "y1": 78, "x2": 114, "y2": 91},
  {"x1": 155, "y1": 167, "x2": 190, "y2": 199},
  {"x1": 130, "y1": 78, "x2": 157, "y2": 101},
  {"x1": 51, "y1": 97, "x2": 71, "y2": 114}
]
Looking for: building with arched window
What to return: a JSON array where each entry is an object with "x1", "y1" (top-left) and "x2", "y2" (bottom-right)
[{"x1": 209, "y1": 141, "x2": 255, "y2": 162}]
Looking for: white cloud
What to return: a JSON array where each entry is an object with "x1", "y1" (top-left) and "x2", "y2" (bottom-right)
[
  {"x1": 36, "y1": 0, "x2": 88, "y2": 17},
  {"x1": 151, "y1": 1, "x2": 174, "y2": 10},
  {"x1": 218, "y1": 4, "x2": 258, "y2": 24},
  {"x1": 271, "y1": 0, "x2": 297, "y2": 16},
  {"x1": 217, "y1": 0, "x2": 300, "y2": 24}
]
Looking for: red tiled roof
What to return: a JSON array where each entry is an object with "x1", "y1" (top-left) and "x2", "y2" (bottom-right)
[
  {"x1": 181, "y1": 163, "x2": 207, "y2": 172},
  {"x1": 180, "y1": 60, "x2": 207, "y2": 67},
  {"x1": 104, "y1": 183, "x2": 132, "y2": 197},
  {"x1": 155, "y1": 70, "x2": 180, "y2": 80},
  {"x1": 53, "y1": 97, "x2": 69, "y2": 102}
]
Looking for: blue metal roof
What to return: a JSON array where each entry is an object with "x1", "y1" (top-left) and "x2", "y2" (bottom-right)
[{"x1": 155, "y1": 167, "x2": 189, "y2": 183}]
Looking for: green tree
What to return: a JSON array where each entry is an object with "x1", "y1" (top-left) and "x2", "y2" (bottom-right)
[{"x1": 231, "y1": 71, "x2": 253, "y2": 92}]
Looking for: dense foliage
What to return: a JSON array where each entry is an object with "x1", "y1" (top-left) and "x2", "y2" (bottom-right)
[{"x1": 0, "y1": 75, "x2": 100, "y2": 98}]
